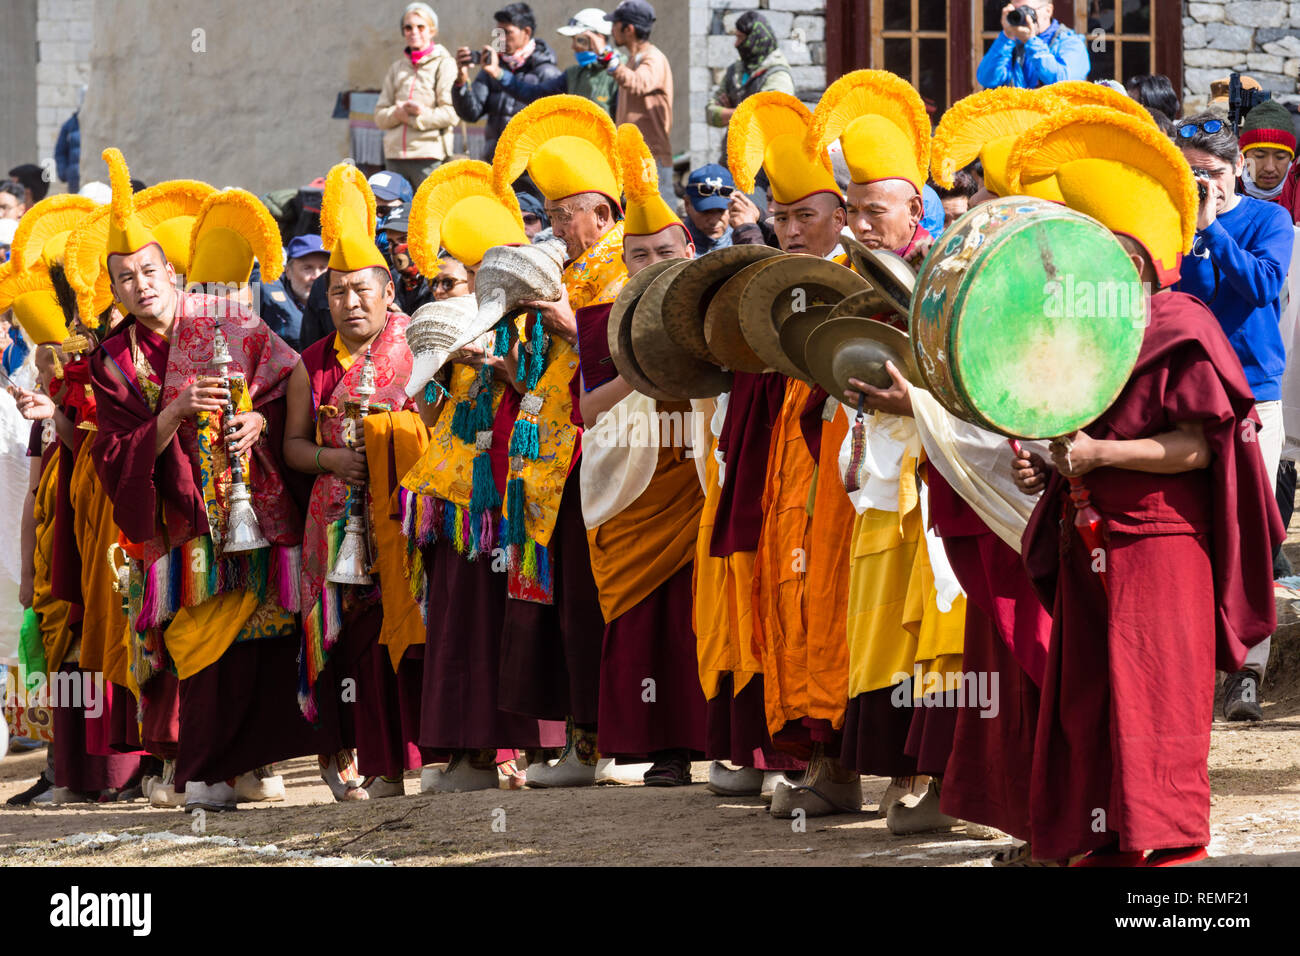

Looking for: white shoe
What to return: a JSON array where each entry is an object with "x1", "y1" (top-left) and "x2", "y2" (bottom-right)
[
  {"x1": 524, "y1": 750, "x2": 597, "y2": 788},
  {"x1": 149, "y1": 759, "x2": 185, "y2": 808},
  {"x1": 705, "y1": 761, "x2": 762, "y2": 796},
  {"x1": 362, "y1": 775, "x2": 406, "y2": 798},
  {"x1": 760, "y1": 770, "x2": 803, "y2": 804},
  {"x1": 140, "y1": 775, "x2": 159, "y2": 799},
  {"x1": 885, "y1": 780, "x2": 961, "y2": 836},
  {"x1": 595, "y1": 757, "x2": 652, "y2": 785},
  {"x1": 769, "y1": 776, "x2": 863, "y2": 818},
  {"x1": 184, "y1": 780, "x2": 238, "y2": 813},
  {"x1": 875, "y1": 774, "x2": 927, "y2": 818},
  {"x1": 233, "y1": 766, "x2": 285, "y2": 802},
  {"x1": 421, "y1": 754, "x2": 499, "y2": 793},
  {"x1": 35, "y1": 786, "x2": 94, "y2": 808}
]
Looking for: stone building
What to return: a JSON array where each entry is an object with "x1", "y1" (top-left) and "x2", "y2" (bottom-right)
[{"x1": 3, "y1": 1, "x2": 1298, "y2": 197}]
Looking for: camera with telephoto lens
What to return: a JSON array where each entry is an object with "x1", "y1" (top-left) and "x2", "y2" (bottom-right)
[
  {"x1": 1006, "y1": 4, "x2": 1038, "y2": 27},
  {"x1": 1227, "y1": 72, "x2": 1271, "y2": 136}
]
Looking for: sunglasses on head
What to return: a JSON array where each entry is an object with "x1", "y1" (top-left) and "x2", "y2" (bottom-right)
[
  {"x1": 691, "y1": 180, "x2": 734, "y2": 199},
  {"x1": 1177, "y1": 119, "x2": 1224, "y2": 138}
]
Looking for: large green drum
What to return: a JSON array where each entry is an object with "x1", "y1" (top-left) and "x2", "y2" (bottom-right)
[{"x1": 909, "y1": 196, "x2": 1146, "y2": 439}]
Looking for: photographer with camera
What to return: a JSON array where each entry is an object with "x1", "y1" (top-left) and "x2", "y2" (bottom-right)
[
  {"x1": 479, "y1": 8, "x2": 619, "y2": 119},
  {"x1": 1174, "y1": 113, "x2": 1295, "y2": 722},
  {"x1": 452, "y1": 3, "x2": 562, "y2": 160},
  {"x1": 976, "y1": 2, "x2": 1089, "y2": 90}
]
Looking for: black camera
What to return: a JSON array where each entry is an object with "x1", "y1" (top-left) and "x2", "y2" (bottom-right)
[
  {"x1": 468, "y1": 49, "x2": 482, "y2": 65},
  {"x1": 1006, "y1": 4, "x2": 1038, "y2": 27},
  {"x1": 1227, "y1": 72, "x2": 1271, "y2": 136}
]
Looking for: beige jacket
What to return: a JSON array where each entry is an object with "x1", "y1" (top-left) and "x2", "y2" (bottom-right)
[{"x1": 374, "y1": 45, "x2": 459, "y2": 161}]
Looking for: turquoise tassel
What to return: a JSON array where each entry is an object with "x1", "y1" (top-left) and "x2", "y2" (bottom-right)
[
  {"x1": 470, "y1": 387, "x2": 494, "y2": 433},
  {"x1": 470, "y1": 450, "x2": 501, "y2": 513},
  {"x1": 494, "y1": 321, "x2": 510, "y2": 357},
  {"x1": 503, "y1": 477, "x2": 527, "y2": 547},
  {"x1": 450, "y1": 400, "x2": 473, "y2": 442},
  {"x1": 424, "y1": 379, "x2": 449, "y2": 405},
  {"x1": 508, "y1": 418, "x2": 539, "y2": 458}
]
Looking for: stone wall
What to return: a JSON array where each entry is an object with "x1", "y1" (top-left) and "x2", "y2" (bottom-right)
[
  {"x1": 1183, "y1": 0, "x2": 1300, "y2": 113},
  {"x1": 33, "y1": 0, "x2": 93, "y2": 194},
  {"x1": 74, "y1": 0, "x2": 690, "y2": 196},
  {"x1": 689, "y1": 0, "x2": 827, "y2": 169}
]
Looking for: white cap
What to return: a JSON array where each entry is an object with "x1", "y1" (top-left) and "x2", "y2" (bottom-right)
[
  {"x1": 557, "y1": 7, "x2": 612, "y2": 36},
  {"x1": 79, "y1": 181, "x2": 113, "y2": 204}
]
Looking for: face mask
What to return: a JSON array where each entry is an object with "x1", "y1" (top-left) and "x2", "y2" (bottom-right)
[
  {"x1": 375, "y1": 213, "x2": 391, "y2": 253},
  {"x1": 575, "y1": 50, "x2": 598, "y2": 67}
]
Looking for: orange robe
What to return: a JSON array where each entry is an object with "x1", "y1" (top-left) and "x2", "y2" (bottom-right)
[
  {"x1": 69, "y1": 437, "x2": 131, "y2": 688},
  {"x1": 751, "y1": 381, "x2": 853, "y2": 739}
]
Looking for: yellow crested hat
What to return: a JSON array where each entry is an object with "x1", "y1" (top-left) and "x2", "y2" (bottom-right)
[
  {"x1": 9, "y1": 194, "x2": 100, "y2": 271},
  {"x1": 321, "y1": 163, "x2": 387, "y2": 273},
  {"x1": 1045, "y1": 81, "x2": 1156, "y2": 123},
  {"x1": 805, "y1": 70, "x2": 930, "y2": 194},
  {"x1": 0, "y1": 264, "x2": 70, "y2": 346},
  {"x1": 409, "y1": 159, "x2": 526, "y2": 271},
  {"x1": 492, "y1": 95, "x2": 622, "y2": 208},
  {"x1": 729, "y1": 91, "x2": 839, "y2": 204},
  {"x1": 1007, "y1": 105, "x2": 1197, "y2": 289},
  {"x1": 103, "y1": 148, "x2": 213, "y2": 270},
  {"x1": 187, "y1": 188, "x2": 285, "y2": 285},
  {"x1": 63, "y1": 204, "x2": 117, "y2": 328},
  {"x1": 930, "y1": 88, "x2": 1065, "y2": 200},
  {"x1": 617, "y1": 124, "x2": 687, "y2": 240}
]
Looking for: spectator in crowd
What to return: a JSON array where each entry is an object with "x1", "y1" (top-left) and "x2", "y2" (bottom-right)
[
  {"x1": 7, "y1": 165, "x2": 47, "y2": 207},
  {"x1": 1174, "y1": 112, "x2": 1296, "y2": 722},
  {"x1": 976, "y1": 2, "x2": 1089, "y2": 90},
  {"x1": 486, "y1": 8, "x2": 618, "y2": 118},
  {"x1": 374, "y1": 3, "x2": 459, "y2": 189},
  {"x1": 55, "y1": 90, "x2": 83, "y2": 194},
  {"x1": 380, "y1": 204, "x2": 435, "y2": 314},
  {"x1": 600, "y1": 1, "x2": 674, "y2": 204},
  {"x1": 705, "y1": 11, "x2": 794, "y2": 136},
  {"x1": 682, "y1": 164, "x2": 735, "y2": 254},
  {"x1": 259, "y1": 234, "x2": 328, "y2": 351},
  {"x1": 1239, "y1": 101, "x2": 1297, "y2": 215},
  {"x1": 0, "y1": 183, "x2": 25, "y2": 221},
  {"x1": 430, "y1": 256, "x2": 470, "y2": 300},
  {"x1": 931, "y1": 168, "x2": 979, "y2": 229},
  {"x1": 453, "y1": 3, "x2": 563, "y2": 160},
  {"x1": 516, "y1": 190, "x2": 549, "y2": 238},
  {"x1": 1126, "y1": 73, "x2": 1180, "y2": 121},
  {"x1": 369, "y1": 169, "x2": 415, "y2": 257}
]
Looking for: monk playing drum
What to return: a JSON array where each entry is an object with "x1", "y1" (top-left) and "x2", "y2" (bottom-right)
[{"x1": 1007, "y1": 107, "x2": 1283, "y2": 865}]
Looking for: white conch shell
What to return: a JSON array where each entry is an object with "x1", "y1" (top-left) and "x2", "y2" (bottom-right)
[
  {"x1": 404, "y1": 293, "x2": 481, "y2": 398},
  {"x1": 473, "y1": 237, "x2": 567, "y2": 330}
]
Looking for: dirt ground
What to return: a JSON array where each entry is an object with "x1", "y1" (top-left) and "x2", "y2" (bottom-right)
[{"x1": 3, "y1": 561, "x2": 1300, "y2": 868}]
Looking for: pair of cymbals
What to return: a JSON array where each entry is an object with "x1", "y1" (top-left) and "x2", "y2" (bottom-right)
[{"x1": 607, "y1": 246, "x2": 772, "y2": 399}]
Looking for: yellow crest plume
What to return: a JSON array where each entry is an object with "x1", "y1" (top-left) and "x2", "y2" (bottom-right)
[
  {"x1": 491, "y1": 94, "x2": 622, "y2": 199},
  {"x1": 9, "y1": 194, "x2": 99, "y2": 271},
  {"x1": 409, "y1": 159, "x2": 524, "y2": 274},
  {"x1": 727, "y1": 91, "x2": 827, "y2": 193},
  {"x1": 805, "y1": 70, "x2": 931, "y2": 182},
  {"x1": 187, "y1": 188, "x2": 286, "y2": 284},
  {"x1": 321, "y1": 163, "x2": 377, "y2": 253},
  {"x1": 1046, "y1": 81, "x2": 1156, "y2": 123},
  {"x1": 103, "y1": 148, "x2": 135, "y2": 230},
  {"x1": 930, "y1": 88, "x2": 1063, "y2": 187},
  {"x1": 618, "y1": 124, "x2": 660, "y2": 203}
]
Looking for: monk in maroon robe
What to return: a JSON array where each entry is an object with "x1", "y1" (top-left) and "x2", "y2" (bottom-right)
[{"x1": 1015, "y1": 291, "x2": 1283, "y2": 864}]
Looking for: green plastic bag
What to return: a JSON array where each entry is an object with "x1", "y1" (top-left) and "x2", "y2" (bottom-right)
[{"x1": 17, "y1": 607, "x2": 45, "y2": 692}]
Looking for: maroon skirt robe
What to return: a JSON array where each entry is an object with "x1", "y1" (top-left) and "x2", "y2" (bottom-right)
[{"x1": 1021, "y1": 293, "x2": 1283, "y2": 859}]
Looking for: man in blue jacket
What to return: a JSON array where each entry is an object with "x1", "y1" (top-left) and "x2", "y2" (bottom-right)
[
  {"x1": 977, "y1": 2, "x2": 1090, "y2": 90},
  {"x1": 1175, "y1": 113, "x2": 1295, "y2": 722}
]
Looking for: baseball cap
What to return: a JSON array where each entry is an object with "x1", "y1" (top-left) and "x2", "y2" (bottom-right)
[
  {"x1": 685, "y1": 164, "x2": 734, "y2": 211},
  {"x1": 286, "y1": 234, "x2": 327, "y2": 260},
  {"x1": 368, "y1": 170, "x2": 414, "y2": 204},
  {"x1": 558, "y1": 7, "x2": 612, "y2": 36},
  {"x1": 383, "y1": 205, "x2": 411, "y2": 234},
  {"x1": 610, "y1": 0, "x2": 654, "y2": 29}
]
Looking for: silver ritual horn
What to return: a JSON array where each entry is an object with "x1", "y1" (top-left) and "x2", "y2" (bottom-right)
[
  {"x1": 210, "y1": 322, "x2": 269, "y2": 552},
  {"x1": 327, "y1": 348, "x2": 376, "y2": 585}
]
